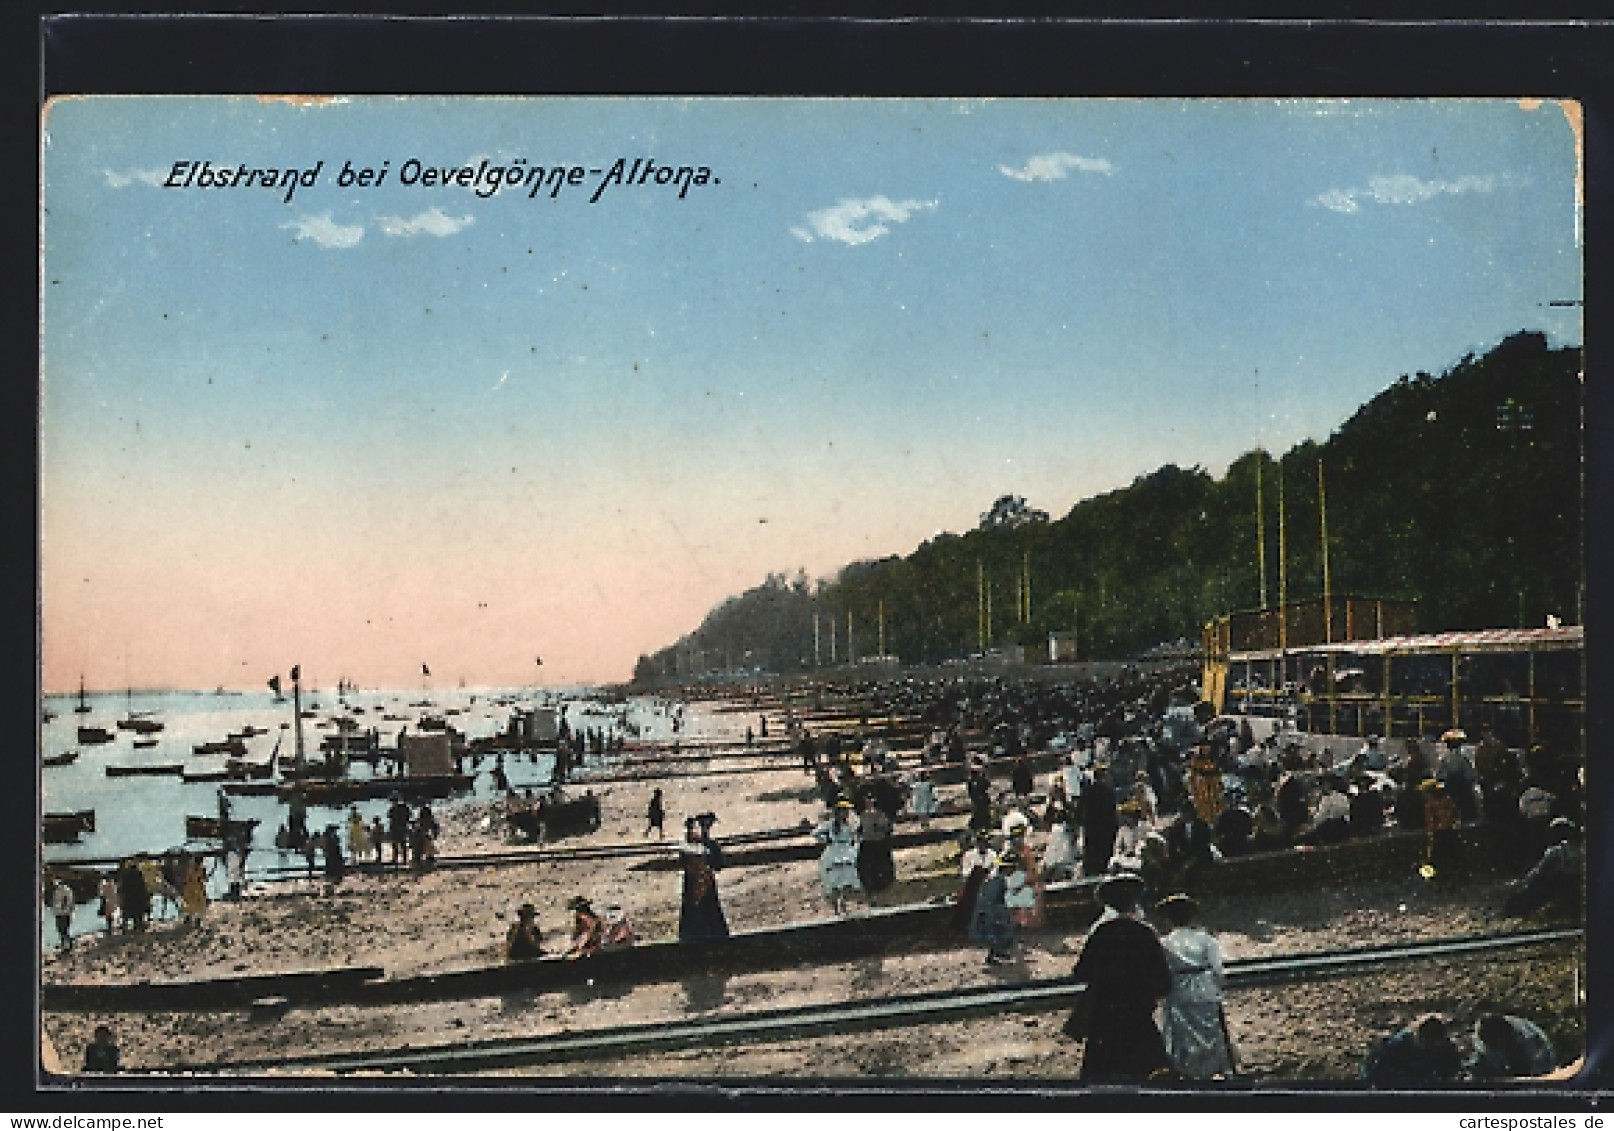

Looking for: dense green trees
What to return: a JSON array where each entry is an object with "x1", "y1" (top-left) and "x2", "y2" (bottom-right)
[{"x1": 632, "y1": 332, "x2": 1581, "y2": 682}]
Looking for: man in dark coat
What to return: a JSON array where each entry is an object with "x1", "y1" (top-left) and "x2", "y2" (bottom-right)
[
  {"x1": 386, "y1": 795, "x2": 412, "y2": 866},
  {"x1": 1069, "y1": 873, "x2": 1174, "y2": 1081},
  {"x1": 1213, "y1": 801, "x2": 1254, "y2": 857},
  {"x1": 1080, "y1": 766, "x2": 1120, "y2": 876},
  {"x1": 967, "y1": 768, "x2": 994, "y2": 834},
  {"x1": 1164, "y1": 800, "x2": 1216, "y2": 891}
]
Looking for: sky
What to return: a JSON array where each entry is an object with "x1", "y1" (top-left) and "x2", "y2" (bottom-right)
[{"x1": 39, "y1": 97, "x2": 1583, "y2": 691}]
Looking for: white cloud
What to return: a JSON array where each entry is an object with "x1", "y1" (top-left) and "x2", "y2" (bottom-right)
[
  {"x1": 1313, "y1": 172, "x2": 1499, "y2": 213},
  {"x1": 280, "y1": 213, "x2": 364, "y2": 249},
  {"x1": 999, "y1": 152, "x2": 1114, "y2": 182},
  {"x1": 103, "y1": 168, "x2": 168, "y2": 189},
  {"x1": 791, "y1": 195, "x2": 937, "y2": 246},
  {"x1": 1314, "y1": 187, "x2": 1360, "y2": 214},
  {"x1": 376, "y1": 208, "x2": 475, "y2": 239}
]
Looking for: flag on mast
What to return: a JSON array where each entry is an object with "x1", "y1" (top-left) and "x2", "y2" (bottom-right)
[{"x1": 422, "y1": 663, "x2": 431, "y2": 677}]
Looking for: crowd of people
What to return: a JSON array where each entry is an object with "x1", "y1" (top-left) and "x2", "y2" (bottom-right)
[{"x1": 50, "y1": 673, "x2": 1580, "y2": 1082}]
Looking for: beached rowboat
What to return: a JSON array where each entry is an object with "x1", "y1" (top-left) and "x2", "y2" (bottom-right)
[
  {"x1": 42, "y1": 810, "x2": 95, "y2": 844},
  {"x1": 185, "y1": 815, "x2": 261, "y2": 840}
]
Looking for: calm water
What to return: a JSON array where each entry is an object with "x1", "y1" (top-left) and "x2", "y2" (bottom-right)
[{"x1": 39, "y1": 685, "x2": 700, "y2": 950}]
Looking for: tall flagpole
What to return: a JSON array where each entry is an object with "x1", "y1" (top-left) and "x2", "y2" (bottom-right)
[
  {"x1": 985, "y1": 575, "x2": 993, "y2": 649},
  {"x1": 977, "y1": 560, "x2": 986, "y2": 654},
  {"x1": 1022, "y1": 550, "x2": 1031, "y2": 623},
  {"x1": 1256, "y1": 451, "x2": 1268, "y2": 609},
  {"x1": 1278, "y1": 460, "x2": 1288, "y2": 652},
  {"x1": 291, "y1": 665, "x2": 305, "y2": 776},
  {"x1": 1319, "y1": 458, "x2": 1332, "y2": 644}
]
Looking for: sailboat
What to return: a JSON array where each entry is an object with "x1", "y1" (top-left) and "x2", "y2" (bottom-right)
[
  {"x1": 116, "y1": 685, "x2": 164, "y2": 734},
  {"x1": 73, "y1": 677, "x2": 114, "y2": 743}
]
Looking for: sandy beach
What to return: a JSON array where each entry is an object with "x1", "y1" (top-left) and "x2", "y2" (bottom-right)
[{"x1": 40, "y1": 696, "x2": 1584, "y2": 1085}]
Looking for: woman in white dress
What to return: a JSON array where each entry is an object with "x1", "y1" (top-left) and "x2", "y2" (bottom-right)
[
  {"x1": 814, "y1": 799, "x2": 862, "y2": 915},
  {"x1": 1041, "y1": 816, "x2": 1078, "y2": 881},
  {"x1": 1156, "y1": 894, "x2": 1236, "y2": 1078}
]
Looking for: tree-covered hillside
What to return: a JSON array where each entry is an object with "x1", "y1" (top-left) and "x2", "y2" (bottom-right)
[{"x1": 634, "y1": 331, "x2": 1581, "y2": 683}]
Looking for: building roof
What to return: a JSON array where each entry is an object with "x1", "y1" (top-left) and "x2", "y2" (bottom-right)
[{"x1": 1229, "y1": 624, "x2": 1582, "y2": 661}]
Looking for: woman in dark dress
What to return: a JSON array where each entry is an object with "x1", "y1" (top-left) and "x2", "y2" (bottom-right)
[
  {"x1": 1081, "y1": 766, "x2": 1120, "y2": 876},
  {"x1": 1069, "y1": 874, "x2": 1174, "y2": 1081},
  {"x1": 678, "y1": 818, "x2": 730, "y2": 942},
  {"x1": 116, "y1": 859, "x2": 150, "y2": 932},
  {"x1": 855, "y1": 797, "x2": 896, "y2": 895}
]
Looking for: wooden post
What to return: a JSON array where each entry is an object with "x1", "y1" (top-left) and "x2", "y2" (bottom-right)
[
  {"x1": 1319, "y1": 459, "x2": 1332, "y2": 645},
  {"x1": 1256, "y1": 452, "x2": 1268, "y2": 609},
  {"x1": 292, "y1": 669, "x2": 305, "y2": 776},
  {"x1": 1278, "y1": 460, "x2": 1288, "y2": 651}
]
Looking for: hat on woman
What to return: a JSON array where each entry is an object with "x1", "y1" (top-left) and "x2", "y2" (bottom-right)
[
  {"x1": 565, "y1": 895, "x2": 593, "y2": 912},
  {"x1": 1097, "y1": 872, "x2": 1146, "y2": 910},
  {"x1": 517, "y1": 902, "x2": 537, "y2": 918},
  {"x1": 1155, "y1": 892, "x2": 1200, "y2": 925}
]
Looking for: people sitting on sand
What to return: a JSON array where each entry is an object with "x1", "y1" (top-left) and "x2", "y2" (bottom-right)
[
  {"x1": 1250, "y1": 800, "x2": 1287, "y2": 853},
  {"x1": 1348, "y1": 779, "x2": 1387, "y2": 838},
  {"x1": 1503, "y1": 818, "x2": 1581, "y2": 918},
  {"x1": 504, "y1": 902, "x2": 544, "y2": 961},
  {"x1": 1467, "y1": 1013, "x2": 1558, "y2": 1080},
  {"x1": 563, "y1": 895, "x2": 605, "y2": 959},
  {"x1": 82, "y1": 1025, "x2": 120, "y2": 1074},
  {"x1": 1299, "y1": 776, "x2": 1352, "y2": 846},
  {"x1": 600, "y1": 903, "x2": 638, "y2": 950},
  {"x1": 1111, "y1": 803, "x2": 1146, "y2": 872},
  {"x1": 1213, "y1": 799, "x2": 1254, "y2": 857},
  {"x1": 1361, "y1": 1013, "x2": 1463, "y2": 1086}
]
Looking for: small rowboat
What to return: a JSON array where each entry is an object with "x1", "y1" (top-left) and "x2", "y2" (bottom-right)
[
  {"x1": 43, "y1": 810, "x2": 95, "y2": 843},
  {"x1": 105, "y1": 762, "x2": 184, "y2": 778},
  {"x1": 185, "y1": 815, "x2": 261, "y2": 840}
]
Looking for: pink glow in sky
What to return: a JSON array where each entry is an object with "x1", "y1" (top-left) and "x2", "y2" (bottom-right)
[{"x1": 40, "y1": 97, "x2": 1580, "y2": 691}]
